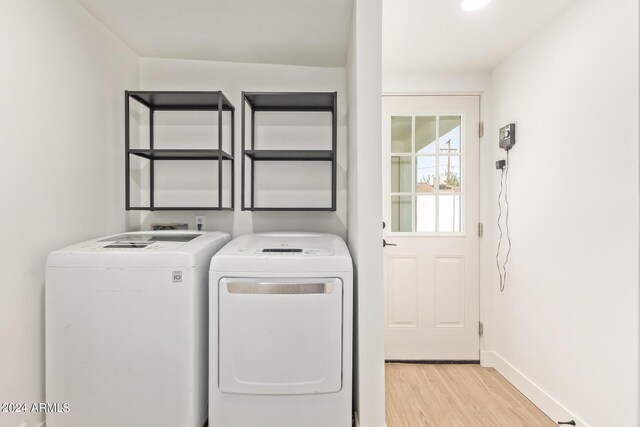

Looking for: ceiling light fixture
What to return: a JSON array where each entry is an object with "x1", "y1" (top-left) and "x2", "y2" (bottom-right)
[{"x1": 460, "y1": 0, "x2": 492, "y2": 11}]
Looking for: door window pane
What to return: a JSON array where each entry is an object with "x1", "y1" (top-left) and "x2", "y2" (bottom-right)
[
  {"x1": 391, "y1": 196, "x2": 412, "y2": 232},
  {"x1": 391, "y1": 156, "x2": 412, "y2": 193},
  {"x1": 416, "y1": 156, "x2": 436, "y2": 192},
  {"x1": 388, "y1": 113, "x2": 464, "y2": 234},
  {"x1": 416, "y1": 195, "x2": 436, "y2": 232},
  {"x1": 391, "y1": 116, "x2": 412, "y2": 153},
  {"x1": 415, "y1": 116, "x2": 436, "y2": 154},
  {"x1": 439, "y1": 115, "x2": 461, "y2": 153},
  {"x1": 438, "y1": 155, "x2": 461, "y2": 193},
  {"x1": 438, "y1": 195, "x2": 461, "y2": 232}
]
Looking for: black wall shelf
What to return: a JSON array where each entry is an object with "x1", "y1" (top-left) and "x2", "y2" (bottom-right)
[
  {"x1": 243, "y1": 92, "x2": 336, "y2": 111},
  {"x1": 244, "y1": 150, "x2": 334, "y2": 161},
  {"x1": 129, "y1": 91, "x2": 234, "y2": 111},
  {"x1": 125, "y1": 91, "x2": 235, "y2": 211},
  {"x1": 130, "y1": 149, "x2": 234, "y2": 161},
  {"x1": 241, "y1": 91, "x2": 338, "y2": 211}
]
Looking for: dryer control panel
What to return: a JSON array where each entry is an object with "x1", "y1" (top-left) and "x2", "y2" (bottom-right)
[{"x1": 233, "y1": 247, "x2": 329, "y2": 256}]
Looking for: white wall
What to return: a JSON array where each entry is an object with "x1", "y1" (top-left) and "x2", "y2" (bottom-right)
[
  {"x1": 382, "y1": 71, "x2": 495, "y2": 354},
  {"x1": 489, "y1": 0, "x2": 639, "y2": 425},
  {"x1": 136, "y1": 58, "x2": 347, "y2": 239},
  {"x1": 0, "y1": 1, "x2": 139, "y2": 426},
  {"x1": 347, "y1": 1, "x2": 385, "y2": 426}
]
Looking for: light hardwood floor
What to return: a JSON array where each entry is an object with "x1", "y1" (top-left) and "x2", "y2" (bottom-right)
[{"x1": 385, "y1": 363, "x2": 556, "y2": 427}]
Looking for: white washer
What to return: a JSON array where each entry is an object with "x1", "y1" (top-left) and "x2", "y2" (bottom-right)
[
  {"x1": 209, "y1": 232, "x2": 353, "y2": 427},
  {"x1": 46, "y1": 231, "x2": 230, "y2": 427}
]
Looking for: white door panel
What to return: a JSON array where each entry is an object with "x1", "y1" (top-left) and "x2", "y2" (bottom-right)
[
  {"x1": 383, "y1": 95, "x2": 480, "y2": 360},
  {"x1": 386, "y1": 256, "x2": 419, "y2": 327},
  {"x1": 434, "y1": 256, "x2": 466, "y2": 327}
]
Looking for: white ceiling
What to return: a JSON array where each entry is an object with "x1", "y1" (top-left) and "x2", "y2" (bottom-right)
[
  {"x1": 75, "y1": 0, "x2": 354, "y2": 67},
  {"x1": 383, "y1": 0, "x2": 578, "y2": 73}
]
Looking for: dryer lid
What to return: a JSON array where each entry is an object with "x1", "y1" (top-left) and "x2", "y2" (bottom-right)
[{"x1": 209, "y1": 232, "x2": 353, "y2": 273}]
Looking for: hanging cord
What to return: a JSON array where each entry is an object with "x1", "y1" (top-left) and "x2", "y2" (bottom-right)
[
  {"x1": 496, "y1": 151, "x2": 512, "y2": 292},
  {"x1": 502, "y1": 151, "x2": 512, "y2": 291},
  {"x1": 496, "y1": 163, "x2": 506, "y2": 291}
]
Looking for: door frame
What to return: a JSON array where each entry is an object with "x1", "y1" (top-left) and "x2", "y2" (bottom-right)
[{"x1": 381, "y1": 91, "x2": 487, "y2": 361}]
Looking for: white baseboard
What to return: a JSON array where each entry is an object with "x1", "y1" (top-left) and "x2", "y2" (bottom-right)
[
  {"x1": 352, "y1": 412, "x2": 386, "y2": 427},
  {"x1": 481, "y1": 351, "x2": 587, "y2": 427},
  {"x1": 479, "y1": 349, "x2": 495, "y2": 367}
]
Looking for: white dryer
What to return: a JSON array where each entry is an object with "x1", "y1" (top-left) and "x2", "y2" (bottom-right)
[
  {"x1": 209, "y1": 232, "x2": 353, "y2": 427},
  {"x1": 46, "y1": 231, "x2": 230, "y2": 427}
]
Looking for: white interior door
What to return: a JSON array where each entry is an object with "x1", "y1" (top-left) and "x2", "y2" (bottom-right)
[{"x1": 382, "y1": 95, "x2": 480, "y2": 360}]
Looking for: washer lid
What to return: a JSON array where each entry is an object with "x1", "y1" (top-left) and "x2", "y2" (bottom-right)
[
  {"x1": 47, "y1": 231, "x2": 230, "y2": 268},
  {"x1": 100, "y1": 233, "x2": 200, "y2": 243}
]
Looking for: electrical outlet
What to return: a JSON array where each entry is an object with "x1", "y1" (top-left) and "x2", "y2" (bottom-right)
[{"x1": 195, "y1": 215, "x2": 206, "y2": 231}]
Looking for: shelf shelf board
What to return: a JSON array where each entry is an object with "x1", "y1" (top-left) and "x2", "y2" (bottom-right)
[
  {"x1": 128, "y1": 206, "x2": 234, "y2": 211},
  {"x1": 128, "y1": 91, "x2": 234, "y2": 111},
  {"x1": 244, "y1": 92, "x2": 336, "y2": 112},
  {"x1": 244, "y1": 149, "x2": 334, "y2": 161},
  {"x1": 243, "y1": 207, "x2": 335, "y2": 212},
  {"x1": 130, "y1": 149, "x2": 233, "y2": 161}
]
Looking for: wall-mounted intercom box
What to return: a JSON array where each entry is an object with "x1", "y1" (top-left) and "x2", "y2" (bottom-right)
[{"x1": 499, "y1": 123, "x2": 516, "y2": 151}]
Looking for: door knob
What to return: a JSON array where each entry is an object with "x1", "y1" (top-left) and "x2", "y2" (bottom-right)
[{"x1": 383, "y1": 239, "x2": 397, "y2": 248}]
